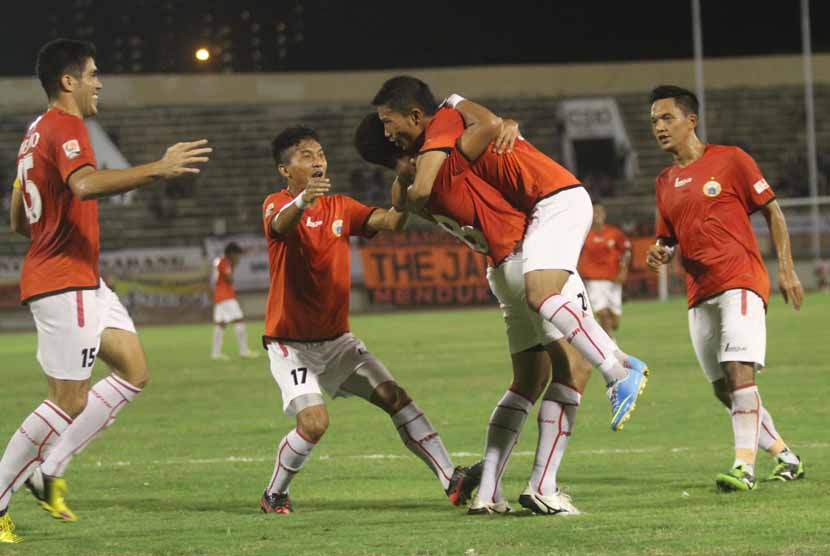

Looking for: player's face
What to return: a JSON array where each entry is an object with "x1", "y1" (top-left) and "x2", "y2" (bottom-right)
[
  {"x1": 73, "y1": 58, "x2": 102, "y2": 117},
  {"x1": 376, "y1": 105, "x2": 423, "y2": 151},
  {"x1": 280, "y1": 139, "x2": 327, "y2": 187},
  {"x1": 650, "y1": 98, "x2": 696, "y2": 153}
]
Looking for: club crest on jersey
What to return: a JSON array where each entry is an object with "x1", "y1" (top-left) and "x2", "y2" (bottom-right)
[
  {"x1": 332, "y1": 219, "x2": 344, "y2": 237},
  {"x1": 703, "y1": 180, "x2": 722, "y2": 197},
  {"x1": 62, "y1": 139, "x2": 81, "y2": 160}
]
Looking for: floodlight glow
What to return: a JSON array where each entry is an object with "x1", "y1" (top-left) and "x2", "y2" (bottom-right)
[{"x1": 195, "y1": 48, "x2": 210, "y2": 62}]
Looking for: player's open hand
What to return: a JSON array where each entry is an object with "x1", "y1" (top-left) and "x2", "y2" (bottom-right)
[
  {"x1": 646, "y1": 243, "x2": 673, "y2": 272},
  {"x1": 493, "y1": 119, "x2": 520, "y2": 154},
  {"x1": 301, "y1": 177, "x2": 331, "y2": 204},
  {"x1": 158, "y1": 139, "x2": 212, "y2": 177},
  {"x1": 778, "y1": 266, "x2": 804, "y2": 310}
]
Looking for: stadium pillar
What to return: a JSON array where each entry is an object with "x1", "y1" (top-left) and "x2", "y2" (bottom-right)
[
  {"x1": 691, "y1": 0, "x2": 706, "y2": 142},
  {"x1": 801, "y1": 0, "x2": 821, "y2": 261}
]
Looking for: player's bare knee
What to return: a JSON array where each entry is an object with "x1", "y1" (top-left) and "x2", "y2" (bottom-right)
[
  {"x1": 712, "y1": 379, "x2": 732, "y2": 407},
  {"x1": 372, "y1": 381, "x2": 411, "y2": 415},
  {"x1": 723, "y1": 362, "x2": 754, "y2": 391},
  {"x1": 54, "y1": 391, "x2": 88, "y2": 418},
  {"x1": 297, "y1": 407, "x2": 329, "y2": 443}
]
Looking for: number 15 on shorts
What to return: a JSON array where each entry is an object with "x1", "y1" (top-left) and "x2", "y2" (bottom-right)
[{"x1": 82, "y1": 347, "x2": 97, "y2": 368}]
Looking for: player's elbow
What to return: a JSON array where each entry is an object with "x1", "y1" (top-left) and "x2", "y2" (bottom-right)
[{"x1": 72, "y1": 178, "x2": 97, "y2": 201}]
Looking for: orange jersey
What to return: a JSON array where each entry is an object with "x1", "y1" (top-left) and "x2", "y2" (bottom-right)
[
  {"x1": 16, "y1": 107, "x2": 99, "y2": 303},
  {"x1": 212, "y1": 256, "x2": 236, "y2": 303},
  {"x1": 655, "y1": 144, "x2": 775, "y2": 307},
  {"x1": 262, "y1": 190, "x2": 377, "y2": 341},
  {"x1": 578, "y1": 224, "x2": 631, "y2": 281},
  {"x1": 428, "y1": 149, "x2": 526, "y2": 266},
  {"x1": 458, "y1": 137, "x2": 581, "y2": 214},
  {"x1": 419, "y1": 107, "x2": 464, "y2": 154}
]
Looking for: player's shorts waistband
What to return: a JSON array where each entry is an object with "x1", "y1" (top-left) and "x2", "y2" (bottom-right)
[
  {"x1": 22, "y1": 283, "x2": 101, "y2": 305},
  {"x1": 535, "y1": 183, "x2": 584, "y2": 205},
  {"x1": 262, "y1": 332, "x2": 347, "y2": 350}
]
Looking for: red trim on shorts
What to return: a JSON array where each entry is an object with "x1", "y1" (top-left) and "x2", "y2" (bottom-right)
[
  {"x1": 76, "y1": 291, "x2": 85, "y2": 328},
  {"x1": 741, "y1": 290, "x2": 747, "y2": 316}
]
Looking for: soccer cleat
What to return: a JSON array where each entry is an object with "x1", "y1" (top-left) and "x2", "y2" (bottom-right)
[
  {"x1": 607, "y1": 356, "x2": 649, "y2": 431},
  {"x1": 0, "y1": 512, "x2": 23, "y2": 544},
  {"x1": 716, "y1": 464, "x2": 757, "y2": 492},
  {"x1": 769, "y1": 455, "x2": 805, "y2": 482},
  {"x1": 446, "y1": 461, "x2": 484, "y2": 506},
  {"x1": 260, "y1": 491, "x2": 292, "y2": 514},
  {"x1": 518, "y1": 484, "x2": 581, "y2": 516},
  {"x1": 467, "y1": 496, "x2": 513, "y2": 515},
  {"x1": 211, "y1": 353, "x2": 231, "y2": 361},
  {"x1": 38, "y1": 476, "x2": 77, "y2": 522},
  {"x1": 24, "y1": 466, "x2": 46, "y2": 504}
]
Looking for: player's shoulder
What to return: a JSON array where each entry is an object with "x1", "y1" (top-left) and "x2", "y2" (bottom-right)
[
  {"x1": 428, "y1": 107, "x2": 464, "y2": 132},
  {"x1": 708, "y1": 144, "x2": 752, "y2": 163},
  {"x1": 655, "y1": 164, "x2": 675, "y2": 187}
]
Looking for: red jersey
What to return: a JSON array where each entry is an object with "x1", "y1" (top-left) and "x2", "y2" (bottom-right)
[
  {"x1": 262, "y1": 190, "x2": 377, "y2": 341},
  {"x1": 212, "y1": 256, "x2": 235, "y2": 303},
  {"x1": 16, "y1": 107, "x2": 99, "y2": 303},
  {"x1": 578, "y1": 224, "x2": 631, "y2": 281},
  {"x1": 457, "y1": 136, "x2": 581, "y2": 214},
  {"x1": 655, "y1": 144, "x2": 775, "y2": 307},
  {"x1": 419, "y1": 107, "x2": 464, "y2": 154},
  {"x1": 428, "y1": 149, "x2": 526, "y2": 266}
]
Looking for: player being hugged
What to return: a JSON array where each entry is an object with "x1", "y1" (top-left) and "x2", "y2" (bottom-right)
[
  {"x1": 257, "y1": 126, "x2": 481, "y2": 514},
  {"x1": 646, "y1": 85, "x2": 804, "y2": 492},
  {"x1": 0, "y1": 39, "x2": 210, "y2": 543}
]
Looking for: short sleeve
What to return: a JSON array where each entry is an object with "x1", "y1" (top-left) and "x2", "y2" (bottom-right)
[
  {"x1": 343, "y1": 196, "x2": 378, "y2": 238},
  {"x1": 616, "y1": 227, "x2": 632, "y2": 251},
  {"x1": 53, "y1": 116, "x2": 96, "y2": 183},
  {"x1": 654, "y1": 186, "x2": 677, "y2": 246},
  {"x1": 263, "y1": 196, "x2": 281, "y2": 238},
  {"x1": 419, "y1": 108, "x2": 464, "y2": 154},
  {"x1": 732, "y1": 148, "x2": 775, "y2": 213}
]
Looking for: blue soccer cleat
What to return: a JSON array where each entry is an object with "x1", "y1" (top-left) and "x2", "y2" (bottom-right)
[{"x1": 607, "y1": 356, "x2": 649, "y2": 431}]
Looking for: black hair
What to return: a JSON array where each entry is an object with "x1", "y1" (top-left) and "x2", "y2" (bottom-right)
[
  {"x1": 271, "y1": 126, "x2": 319, "y2": 165},
  {"x1": 649, "y1": 85, "x2": 699, "y2": 116},
  {"x1": 371, "y1": 76, "x2": 438, "y2": 116},
  {"x1": 36, "y1": 39, "x2": 96, "y2": 100},
  {"x1": 225, "y1": 242, "x2": 243, "y2": 256},
  {"x1": 354, "y1": 113, "x2": 406, "y2": 170}
]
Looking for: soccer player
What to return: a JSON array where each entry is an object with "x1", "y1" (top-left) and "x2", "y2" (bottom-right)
[
  {"x1": 372, "y1": 76, "x2": 649, "y2": 433},
  {"x1": 646, "y1": 85, "x2": 805, "y2": 491},
  {"x1": 258, "y1": 125, "x2": 480, "y2": 514},
  {"x1": 356, "y1": 112, "x2": 591, "y2": 515},
  {"x1": 210, "y1": 242, "x2": 257, "y2": 360},
  {"x1": 0, "y1": 38, "x2": 210, "y2": 542},
  {"x1": 577, "y1": 200, "x2": 632, "y2": 338}
]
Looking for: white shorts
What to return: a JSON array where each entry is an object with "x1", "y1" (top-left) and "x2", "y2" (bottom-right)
[
  {"x1": 487, "y1": 251, "x2": 593, "y2": 354},
  {"x1": 267, "y1": 333, "x2": 395, "y2": 416},
  {"x1": 688, "y1": 289, "x2": 767, "y2": 383},
  {"x1": 586, "y1": 280, "x2": 623, "y2": 315},
  {"x1": 29, "y1": 280, "x2": 136, "y2": 381},
  {"x1": 213, "y1": 299, "x2": 244, "y2": 324},
  {"x1": 523, "y1": 186, "x2": 592, "y2": 274}
]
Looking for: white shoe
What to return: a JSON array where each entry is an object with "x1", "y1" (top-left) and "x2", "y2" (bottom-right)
[
  {"x1": 211, "y1": 353, "x2": 230, "y2": 361},
  {"x1": 467, "y1": 495, "x2": 513, "y2": 515},
  {"x1": 518, "y1": 484, "x2": 580, "y2": 515}
]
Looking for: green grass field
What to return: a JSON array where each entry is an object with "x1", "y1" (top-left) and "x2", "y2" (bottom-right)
[{"x1": 1, "y1": 294, "x2": 828, "y2": 556}]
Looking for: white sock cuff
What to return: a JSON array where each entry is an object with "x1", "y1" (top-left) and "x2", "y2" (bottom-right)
[
  {"x1": 730, "y1": 385, "x2": 760, "y2": 409},
  {"x1": 537, "y1": 293, "x2": 566, "y2": 318},
  {"x1": 287, "y1": 428, "x2": 316, "y2": 453},
  {"x1": 104, "y1": 374, "x2": 142, "y2": 403},
  {"x1": 501, "y1": 390, "x2": 534, "y2": 412},
  {"x1": 391, "y1": 401, "x2": 421, "y2": 427},
  {"x1": 37, "y1": 401, "x2": 74, "y2": 430},
  {"x1": 545, "y1": 383, "x2": 582, "y2": 406}
]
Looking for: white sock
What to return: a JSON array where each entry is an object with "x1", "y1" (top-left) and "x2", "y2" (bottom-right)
[
  {"x1": 234, "y1": 322, "x2": 251, "y2": 355},
  {"x1": 212, "y1": 325, "x2": 224, "y2": 357},
  {"x1": 266, "y1": 429, "x2": 316, "y2": 495},
  {"x1": 392, "y1": 402, "x2": 455, "y2": 490},
  {"x1": 478, "y1": 390, "x2": 532, "y2": 504},
  {"x1": 730, "y1": 385, "x2": 761, "y2": 468},
  {"x1": 0, "y1": 401, "x2": 72, "y2": 510},
  {"x1": 538, "y1": 293, "x2": 626, "y2": 384},
  {"x1": 758, "y1": 407, "x2": 781, "y2": 452},
  {"x1": 41, "y1": 374, "x2": 141, "y2": 478},
  {"x1": 530, "y1": 384, "x2": 580, "y2": 496}
]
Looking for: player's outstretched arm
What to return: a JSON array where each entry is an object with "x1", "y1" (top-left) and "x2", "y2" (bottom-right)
[
  {"x1": 9, "y1": 179, "x2": 30, "y2": 239},
  {"x1": 270, "y1": 177, "x2": 331, "y2": 236},
  {"x1": 406, "y1": 150, "x2": 447, "y2": 210},
  {"x1": 367, "y1": 207, "x2": 409, "y2": 233},
  {"x1": 760, "y1": 200, "x2": 804, "y2": 310},
  {"x1": 69, "y1": 139, "x2": 212, "y2": 200}
]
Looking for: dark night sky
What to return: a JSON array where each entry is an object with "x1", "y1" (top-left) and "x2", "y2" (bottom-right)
[{"x1": 2, "y1": 1, "x2": 828, "y2": 76}]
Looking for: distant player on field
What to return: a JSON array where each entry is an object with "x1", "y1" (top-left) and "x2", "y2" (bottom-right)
[
  {"x1": 577, "y1": 200, "x2": 632, "y2": 338},
  {"x1": 0, "y1": 39, "x2": 210, "y2": 543},
  {"x1": 257, "y1": 126, "x2": 480, "y2": 514},
  {"x1": 210, "y1": 242, "x2": 257, "y2": 360},
  {"x1": 646, "y1": 85, "x2": 804, "y2": 492},
  {"x1": 372, "y1": 76, "x2": 649, "y2": 433}
]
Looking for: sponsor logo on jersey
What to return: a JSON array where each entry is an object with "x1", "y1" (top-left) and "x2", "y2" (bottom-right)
[
  {"x1": 674, "y1": 177, "x2": 692, "y2": 188},
  {"x1": 703, "y1": 180, "x2": 722, "y2": 197},
  {"x1": 753, "y1": 178, "x2": 770, "y2": 194},
  {"x1": 332, "y1": 219, "x2": 344, "y2": 237},
  {"x1": 305, "y1": 217, "x2": 323, "y2": 228},
  {"x1": 62, "y1": 139, "x2": 81, "y2": 160}
]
